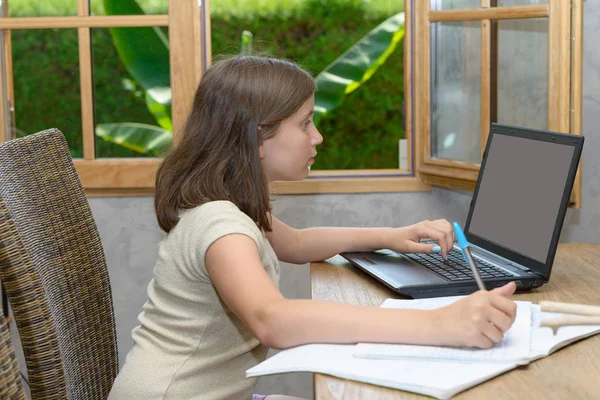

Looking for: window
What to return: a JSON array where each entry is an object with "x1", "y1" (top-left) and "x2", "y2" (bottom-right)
[
  {"x1": 410, "y1": 0, "x2": 583, "y2": 207},
  {"x1": 0, "y1": 0, "x2": 206, "y2": 196},
  {"x1": 0, "y1": 0, "x2": 582, "y2": 199}
]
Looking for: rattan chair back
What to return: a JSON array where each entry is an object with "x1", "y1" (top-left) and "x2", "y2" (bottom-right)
[
  {"x1": 0, "y1": 312, "x2": 25, "y2": 399},
  {"x1": 0, "y1": 129, "x2": 118, "y2": 399}
]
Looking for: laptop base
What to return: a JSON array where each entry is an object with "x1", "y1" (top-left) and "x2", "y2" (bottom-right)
[{"x1": 340, "y1": 251, "x2": 545, "y2": 299}]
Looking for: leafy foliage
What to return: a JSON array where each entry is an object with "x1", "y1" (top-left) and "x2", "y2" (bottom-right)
[{"x1": 11, "y1": 0, "x2": 405, "y2": 168}]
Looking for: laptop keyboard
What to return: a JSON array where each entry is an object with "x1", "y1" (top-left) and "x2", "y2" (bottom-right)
[{"x1": 405, "y1": 250, "x2": 514, "y2": 282}]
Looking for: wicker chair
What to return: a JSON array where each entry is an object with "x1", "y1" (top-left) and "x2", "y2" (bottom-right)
[
  {"x1": 0, "y1": 312, "x2": 25, "y2": 399},
  {"x1": 0, "y1": 129, "x2": 119, "y2": 399}
]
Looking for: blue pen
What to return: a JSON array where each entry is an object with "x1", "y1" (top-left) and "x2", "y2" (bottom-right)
[{"x1": 452, "y1": 222, "x2": 486, "y2": 291}]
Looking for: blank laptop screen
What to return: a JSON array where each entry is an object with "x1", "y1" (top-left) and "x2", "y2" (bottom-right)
[{"x1": 468, "y1": 133, "x2": 575, "y2": 263}]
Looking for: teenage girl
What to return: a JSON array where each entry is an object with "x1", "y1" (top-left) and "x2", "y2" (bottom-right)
[{"x1": 108, "y1": 56, "x2": 517, "y2": 400}]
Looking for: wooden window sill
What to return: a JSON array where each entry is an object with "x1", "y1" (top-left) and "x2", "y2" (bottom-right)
[
  {"x1": 83, "y1": 176, "x2": 432, "y2": 197},
  {"x1": 271, "y1": 176, "x2": 431, "y2": 195},
  {"x1": 417, "y1": 164, "x2": 479, "y2": 191}
]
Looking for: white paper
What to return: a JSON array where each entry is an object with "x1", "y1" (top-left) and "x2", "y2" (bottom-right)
[
  {"x1": 354, "y1": 297, "x2": 533, "y2": 364},
  {"x1": 246, "y1": 297, "x2": 600, "y2": 399},
  {"x1": 246, "y1": 343, "x2": 517, "y2": 400}
]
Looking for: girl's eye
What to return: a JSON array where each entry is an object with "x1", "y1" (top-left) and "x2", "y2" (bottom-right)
[{"x1": 303, "y1": 120, "x2": 312, "y2": 129}]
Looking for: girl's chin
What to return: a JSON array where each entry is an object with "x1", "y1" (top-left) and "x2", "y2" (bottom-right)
[
  {"x1": 272, "y1": 166, "x2": 312, "y2": 182},
  {"x1": 295, "y1": 168, "x2": 310, "y2": 181}
]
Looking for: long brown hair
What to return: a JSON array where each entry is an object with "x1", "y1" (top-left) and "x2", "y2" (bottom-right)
[{"x1": 155, "y1": 56, "x2": 315, "y2": 233}]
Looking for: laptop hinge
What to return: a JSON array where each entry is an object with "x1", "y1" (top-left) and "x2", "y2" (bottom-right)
[
  {"x1": 508, "y1": 263, "x2": 547, "y2": 279},
  {"x1": 531, "y1": 271, "x2": 548, "y2": 280}
]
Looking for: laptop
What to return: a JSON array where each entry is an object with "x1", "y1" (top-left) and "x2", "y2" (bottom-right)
[{"x1": 341, "y1": 123, "x2": 584, "y2": 299}]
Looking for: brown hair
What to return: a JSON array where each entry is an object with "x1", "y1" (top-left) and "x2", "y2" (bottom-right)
[{"x1": 154, "y1": 56, "x2": 316, "y2": 233}]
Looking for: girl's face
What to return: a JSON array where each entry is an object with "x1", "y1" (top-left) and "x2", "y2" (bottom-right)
[{"x1": 259, "y1": 95, "x2": 323, "y2": 182}]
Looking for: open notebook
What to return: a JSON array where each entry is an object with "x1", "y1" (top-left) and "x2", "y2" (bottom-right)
[
  {"x1": 354, "y1": 297, "x2": 600, "y2": 364},
  {"x1": 246, "y1": 296, "x2": 600, "y2": 399},
  {"x1": 356, "y1": 298, "x2": 534, "y2": 364}
]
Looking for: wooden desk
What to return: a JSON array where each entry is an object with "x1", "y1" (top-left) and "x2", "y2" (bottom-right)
[{"x1": 310, "y1": 243, "x2": 600, "y2": 399}]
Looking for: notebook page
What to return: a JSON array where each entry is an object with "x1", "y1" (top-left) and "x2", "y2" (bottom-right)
[
  {"x1": 246, "y1": 343, "x2": 518, "y2": 400},
  {"x1": 529, "y1": 304, "x2": 600, "y2": 360},
  {"x1": 354, "y1": 297, "x2": 532, "y2": 364}
]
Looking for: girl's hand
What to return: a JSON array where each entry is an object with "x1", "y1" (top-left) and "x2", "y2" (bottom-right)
[
  {"x1": 431, "y1": 282, "x2": 518, "y2": 349},
  {"x1": 388, "y1": 219, "x2": 454, "y2": 259}
]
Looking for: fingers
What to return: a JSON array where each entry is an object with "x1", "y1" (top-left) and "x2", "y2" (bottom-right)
[
  {"x1": 469, "y1": 322, "x2": 505, "y2": 349},
  {"x1": 480, "y1": 293, "x2": 516, "y2": 346},
  {"x1": 441, "y1": 219, "x2": 455, "y2": 253},
  {"x1": 416, "y1": 219, "x2": 454, "y2": 258},
  {"x1": 457, "y1": 291, "x2": 517, "y2": 348},
  {"x1": 476, "y1": 287, "x2": 517, "y2": 323},
  {"x1": 471, "y1": 333, "x2": 494, "y2": 349},
  {"x1": 490, "y1": 294, "x2": 518, "y2": 322},
  {"x1": 491, "y1": 281, "x2": 517, "y2": 297},
  {"x1": 490, "y1": 282, "x2": 517, "y2": 321},
  {"x1": 471, "y1": 304, "x2": 513, "y2": 348},
  {"x1": 481, "y1": 322, "x2": 505, "y2": 346},
  {"x1": 487, "y1": 307, "x2": 514, "y2": 333},
  {"x1": 402, "y1": 241, "x2": 443, "y2": 254}
]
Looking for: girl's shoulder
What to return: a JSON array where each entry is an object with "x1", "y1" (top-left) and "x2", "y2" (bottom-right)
[
  {"x1": 186, "y1": 200, "x2": 240, "y2": 215},
  {"x1": 179, "y1": 200, "x2": 260, "y2": 233},
  {"x1": 184, "y1": 200, "x2": 244, "y2": 217}
]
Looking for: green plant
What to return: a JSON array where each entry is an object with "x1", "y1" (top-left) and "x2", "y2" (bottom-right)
[
  {"x1": 210, "y1": 0, "x2": 405, "y2": 170},
  {"x1": 96, "y1": 0, "x2": 172, "y2": 156},
  {"x1": 313, "y1": 12, "x2": 404, "y2": 125},
  {"x1": 98, "y1": 0, "x2": 404, "y2": 160}
]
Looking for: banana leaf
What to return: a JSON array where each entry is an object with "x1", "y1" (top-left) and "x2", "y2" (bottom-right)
[
  {"x1": 97, "y1": 4, "x2": 403, "y2": 155},
  {"x1": 96, "y1": 123, "x2": 172, "y2": 155},
  {"x1": 145, "y1": 89, "x2": 173, "y2": 131},
  {"x1": 314, "y1": 12, "x2": 405, "y2": 125},
  {"x1": 102, "y1": 0, "x2": 172, "y2": 125}
]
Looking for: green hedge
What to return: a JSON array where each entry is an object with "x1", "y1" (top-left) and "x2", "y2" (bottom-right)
[
  {"x1": 12, "y1": 0, "x2": 404, "y2": 168},
  {"x1": 12, "y1": 29, "x2": 157, "y2": 158}
]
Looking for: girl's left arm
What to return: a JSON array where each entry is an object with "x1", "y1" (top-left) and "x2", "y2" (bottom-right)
[{"x1": 267, "y1": 215, "x2": 455, "y2": 264}]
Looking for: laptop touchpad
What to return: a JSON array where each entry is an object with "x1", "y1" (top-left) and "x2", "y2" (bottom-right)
[{"x1": 351, "y1": 252, "x2": 446, "y2": 288}]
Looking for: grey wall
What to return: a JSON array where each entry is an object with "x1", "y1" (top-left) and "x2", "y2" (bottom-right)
[
  {"x1": 86, "y1": 3, "x2": 600, "y2": 398},
  {"x1": 563, "y1": 0, "x2": 600, "y2": 243}
]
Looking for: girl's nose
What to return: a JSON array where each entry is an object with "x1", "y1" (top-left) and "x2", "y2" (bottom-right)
[{"x1": 312, "y1": 128, "x2": 323, "y2": 146}]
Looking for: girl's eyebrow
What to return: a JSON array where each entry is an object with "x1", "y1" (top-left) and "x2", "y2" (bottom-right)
[{"x1": 304, "y1": 110, "x2": 314, "y2": 118}]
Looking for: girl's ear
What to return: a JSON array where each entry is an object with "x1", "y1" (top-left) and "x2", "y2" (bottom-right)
[{"x1": 259, "y1": 143, "x2": 266, "y2": 159}]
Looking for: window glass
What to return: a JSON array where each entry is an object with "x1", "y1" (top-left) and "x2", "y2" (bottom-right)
[
  {"x1": 496, "y1": 18, "x2": 549, "y2": 130},
  {"x1": 12, "y1": 29, "x2": 83, "y2": 157},
  {"x1": 212, "y1": 0, "x2": 405, "y2": 170},
  {"x1": 430, "y1": 0, "x2": 480, "y2": 11},
  {"x1": 497, "y1": 0, "x2": 548, "y2": 6},
  {"x1": 91, "y1": 0, "x2": 168, "y2": 16},
  {"x1": 9, "y1": 0, "x2": 78, "y2": 17},
  {"x1": 92, "y1": 27, "x2": 171, "y2": 158},
  {"x1": 430, "y1": 21, "x2": 481, "y2": 163}
]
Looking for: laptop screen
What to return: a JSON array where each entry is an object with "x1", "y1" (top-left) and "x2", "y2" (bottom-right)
[{"x1": 465, "y1": 124, "x2": 583, "y2": 276}]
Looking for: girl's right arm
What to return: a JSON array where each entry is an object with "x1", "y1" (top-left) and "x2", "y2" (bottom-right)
[{"x1": 206, "y1": 233, "x2": 517, "y2": 350}]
